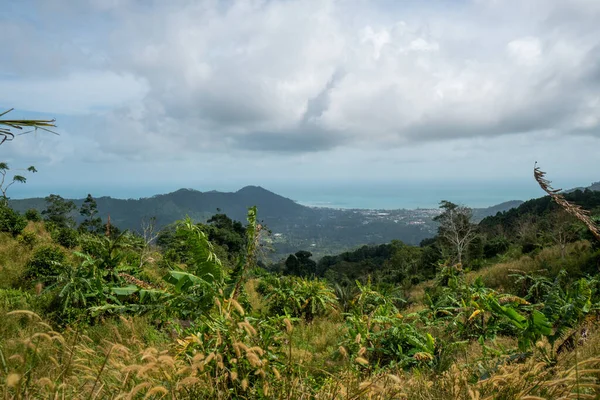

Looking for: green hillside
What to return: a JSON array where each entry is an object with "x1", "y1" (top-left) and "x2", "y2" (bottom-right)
[
  {"x1": 10, "y1": 187, "x2": 523, "y2": 260},
  {"x1": 3, "y1": 159, "x2": 600, "y2": 399}
]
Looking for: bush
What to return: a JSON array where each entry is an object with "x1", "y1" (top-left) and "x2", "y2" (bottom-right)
[
  {"x1": 17, "y1": 231, "x2": 37, "y2": 248},
  {"x1": 0, "y1": 288, "x2": 31, "y2": 310},
  {"x1": 25, "y1": 245, "x2": 66, "y2": 284},
  {"x1": 0, "y1": 203, "x2": 27, "y2": 236},
  {"x1": 258, "y1": 275, "x2": 337, "y2": 321},
  {"x1": 51, "y1": 228, "x2": 79, "y2": 248},
  {"x1": 24, "y1": 208, "x2": 41, "y2": 222},
  {"x1": 484, "y1": 236, "x2": 510, "y2": 258}
]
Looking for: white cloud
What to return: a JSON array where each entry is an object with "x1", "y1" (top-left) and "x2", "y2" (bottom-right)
[
  {"x1": 507, "y1": 37, "x2": 542, "y2": 67},
  {"x1": 2, "y1": 0, "x2": 600, "y2": 197}
]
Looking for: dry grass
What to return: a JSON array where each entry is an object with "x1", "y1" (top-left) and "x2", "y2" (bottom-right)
[
  {"x1": 2, "y1": 308, "x2": 600, "y2": 399},
  {"x1": 462, "y1": 241, "x2": 593, "y2": 292},
  {"x1": 0, "y1": 223, "x2": 65, "y2": 290},
  {"x1": 0, "y1": 233, "x2": 34, "y2": 289}
]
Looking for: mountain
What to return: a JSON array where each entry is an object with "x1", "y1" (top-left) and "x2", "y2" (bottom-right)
[
  {"x1": 479, "y1": 188, "x2": 600, "y2": 235},
  {"x1": 8, "y1": 187, "x2": 528, "y2": 258},
  {"x1": 472, "y1": 200, "x2": 524, "y2": 221},
  {"x1": 9, "y1": 186, "x2": 436, "y2": 257},
  {"x1": 567, "y1": 182, "x2": 600, "y2": 193},
  {"x1": 10, "y1": 186, "x2": 309, "y2": 231}
]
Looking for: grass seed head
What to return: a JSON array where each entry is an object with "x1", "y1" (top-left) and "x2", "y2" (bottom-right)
[{"x1": 7, "y1": 373, "x2": 20, "y2": 388}]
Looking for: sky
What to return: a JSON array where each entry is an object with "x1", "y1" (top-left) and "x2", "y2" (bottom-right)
[{"x1": 1, "y1": 0, "x2": 600, "y2": 207}]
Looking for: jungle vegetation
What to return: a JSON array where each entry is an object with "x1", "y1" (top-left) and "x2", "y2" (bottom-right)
[{"x1": 2, "y1": 114, "x2": 600, "y2": 398}]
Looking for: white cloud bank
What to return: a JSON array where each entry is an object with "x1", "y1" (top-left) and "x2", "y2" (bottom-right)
[{"x1": 1, "y1": 0, "x2": 599, "y2": 196}]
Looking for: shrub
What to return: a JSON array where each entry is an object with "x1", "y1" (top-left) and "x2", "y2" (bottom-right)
[
  {"x1": 51, "y1": 228, "x2": 79, "y2": 248},
  {"x1": 0, "y1": 288, "x2": 31, "y2": 310},
  {"x1": 258, "y1": 275, "x2": 337, "y2": 321},
  {"x1": 484, "y1": 236, "x2": 510, "y2": 258},
  {"x1": 24, "y1": 208, "x2": 41, "y2": 222},
  {"x1": 25, "y1": 245, "x2": 66, "y2": 284},
  {"x1": 0, "y1": 203, "x2": 27, "y2": 236},
  {"x1": 17, "y1": 231, "x2": 37, "y2": 248}
]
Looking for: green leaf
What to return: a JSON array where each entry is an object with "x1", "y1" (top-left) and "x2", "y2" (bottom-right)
[
  {"x1": 163, "y1": 270, "x2": 205, "y2": 292},
  {"x1": 111, "y1": 286, "x2": 139, "y2": 296},
  {"x1": 531, "y1": 310, "x2": 552, "y2": 336},
  {"x1": 139, "y1": 289, "x2": 170, "y2": 303}
]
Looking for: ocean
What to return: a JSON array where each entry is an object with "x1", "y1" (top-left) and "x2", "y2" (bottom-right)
[
  {"x1": 11, "y1": 180, "x2": 548, "y2": 210},
  {"x1": 267, "y1": 180, "x2": 545, "y2": 210}
]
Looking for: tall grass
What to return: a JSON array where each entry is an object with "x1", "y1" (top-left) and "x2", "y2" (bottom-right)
[{"x1": 2, "y1": 307, "x2": 600, "y2": 399}]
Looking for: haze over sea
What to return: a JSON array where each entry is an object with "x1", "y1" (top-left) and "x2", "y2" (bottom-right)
[
  {"x1": 12, "y1": 179, "x2": 552, "y2": 211},
  {"x1": 273, "y1": 181, "x2": 543, "y2": 209}
]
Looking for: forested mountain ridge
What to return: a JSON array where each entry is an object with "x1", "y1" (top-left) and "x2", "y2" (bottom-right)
[
  {"x1": 480, "y1": 188, "x2": 600, "y2": 235},
  {"x1": 9, "y1": 186, "x2": 308, "y2": 230},
  {"x1": 9, "y1": 186, "x2": 524, "y2": 258}
]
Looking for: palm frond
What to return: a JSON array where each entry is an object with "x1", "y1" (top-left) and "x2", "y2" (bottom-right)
[{"x1": 0, "y1": 108, "x2": 57, "y2": 145}]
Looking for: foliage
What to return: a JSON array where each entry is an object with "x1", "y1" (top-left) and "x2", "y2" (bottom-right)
[
  {"x1": 483, "y1": 235, "x2": 510, "y2": 258},
  {"x1": 16, "y1": 231, "x2": 37, "y2": 248},
  {"x1": 175, "y1": 297, "x2": 288, "y2": 397},
  {"x1": 257, "y1": 275, "x2": 337, "y2": 321},
  {"x1": 79, "y1": 193, "x2": 103, "y2": 234},
  {"x1": 24, "y1": 245, "x2": 66, "y2": 285},
  {"x1": 284, "y1": 250, "x2": 317, "y2": 277},
  {"x1": 0, "y1": 162, "x2": 37, "y2": 203},
  {"x1": 0, "y1": 202, "x2": 26, "y2": 236},
  {"x1": 41, "y1": 252, "x2": 109, "y2": 324},
  {"x1": 92, "y1": 217, "x2": 225, "y2": 321},
  {"x1": 3, "y1": 186, "x2": 600, "y2": 398},
  {"x1": 205, "y1": 212, "x2": 246, "y2": 256},
  {"x1": 51, "y1": 227, "x2": 79, "y2": 248},
  {"x1": 79, "y1": 232, "x2": 134, "y2": 279},
  {"x1": 0, "y1": 289, "x2": 31, "y2": 310},
  {"x1": 42, "y1": 194, "x2": 76, "y2": 229},
  {"x1": 434, "y1": 200, "x2": 478, "y2": 266},
  {"x1": 24, "y1": 208, "x2": 41, "y2": 222},
  {"x1": 0, "y1": 108, "x2": 56, "y2": 145},
  {"x1": 341, "y1": 281, "x2": 435, "y2": 369}
]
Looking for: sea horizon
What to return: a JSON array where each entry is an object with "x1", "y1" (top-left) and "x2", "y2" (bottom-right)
[{"x1": 8, "y1": 179, "x2": 558, "y2": 211}]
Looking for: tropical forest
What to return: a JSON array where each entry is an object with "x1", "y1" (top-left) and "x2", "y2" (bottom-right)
[{"x1": 1, "y1": 112, "x2": 600, "y2": 400}]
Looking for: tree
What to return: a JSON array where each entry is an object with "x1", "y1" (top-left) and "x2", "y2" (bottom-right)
[
  {"x1": 43, "y1": 194, "x2": 76, "y2": 229},
  {"x1": 0, "y1": 163, "x2": 37, "y2": 205},
  {"x1": 205, "y1": 213, "x2": 246, "y2": 256},
  {"x1": 285, "y1": 250, "x2": 317, "y2": 277},
  {"x1": 542, "y1": 210, "x2": 579, "y2": 259},
  {"x1": 434, "y1": 200, "x2": 478, "y2": 265},
  {"x1": 385, "y1": 240, "x2": 423, "y2": 284},
  {"x1": 79, "y1": 194, "x2": 103, "y2": 233},
  {"x1": 0, "y1": 108, "x2": 52, "y2": 234},
  {"x1": 138, "y1": 216, "x2": 160, "y2": 269}
]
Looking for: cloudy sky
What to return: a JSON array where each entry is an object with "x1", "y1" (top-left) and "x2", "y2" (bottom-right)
[{"x1": 1, "y1": 0, "x2": 599, "y2": 207}]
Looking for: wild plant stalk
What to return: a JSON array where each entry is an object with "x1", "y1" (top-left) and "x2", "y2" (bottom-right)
[
  {"x1": 534, "y1": 163, "x2": 600, "y2": 242},
  {"x1": 88, "y1": 345, "x2": 113, "y2": 400},
  {"x1": 229, "y1": 206, "x2": 260, "y2": 301}
]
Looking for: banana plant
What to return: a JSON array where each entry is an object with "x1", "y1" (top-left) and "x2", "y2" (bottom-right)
[{"x1": 91, "y1": 216, "x2": 225, "y2": 320}]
